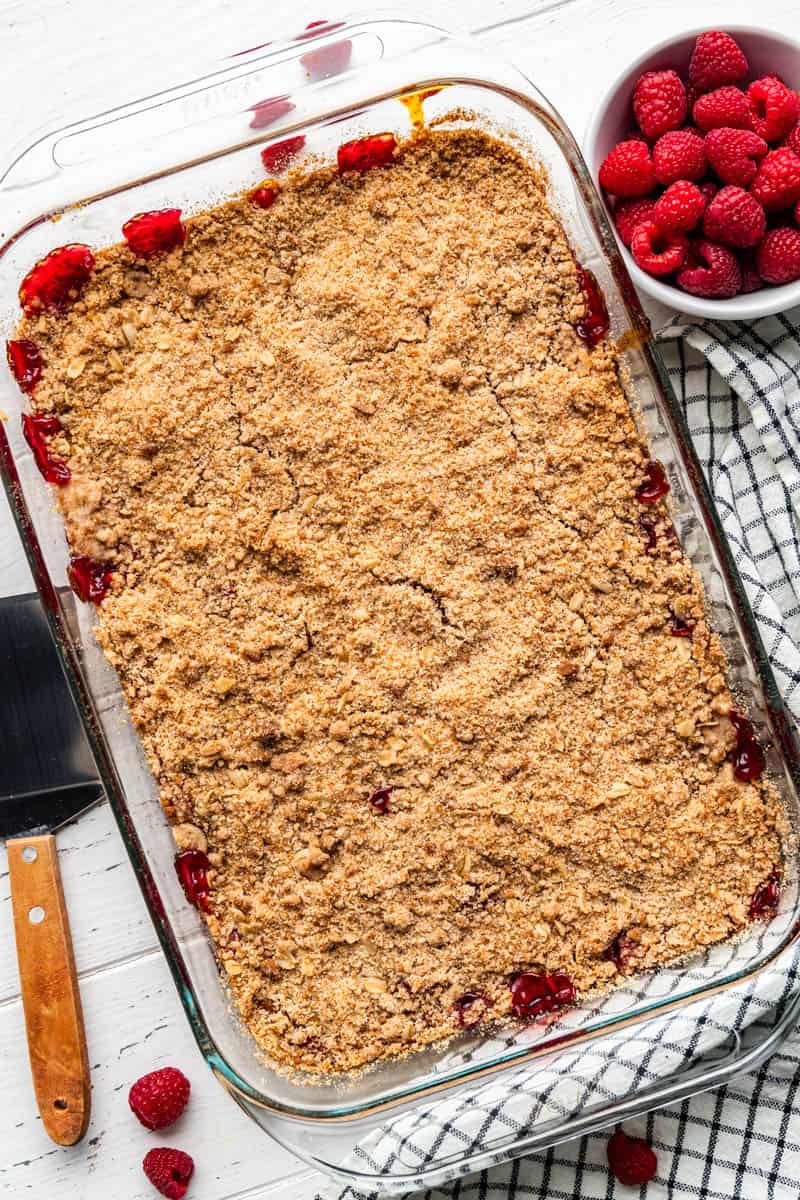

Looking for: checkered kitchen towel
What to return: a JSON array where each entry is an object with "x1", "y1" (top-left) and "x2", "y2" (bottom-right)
[{"x1": 317, "y1": 308, "x2": 800, "y2": 1200}]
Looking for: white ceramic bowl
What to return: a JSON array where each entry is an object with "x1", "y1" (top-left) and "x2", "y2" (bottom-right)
[{"x1": 584, "y1": 25, "x2": 800, "y2": 320}]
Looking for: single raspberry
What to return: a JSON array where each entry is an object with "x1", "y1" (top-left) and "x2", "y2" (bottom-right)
[
  {"x1": 598, "y1": 140, "x2": 656, "y2": 197},
  {"x1": 677, "y1": 238, "x2": 742, "y2": 297},
  {"x1": 613, "y1": 196, "x2": 657, "y2": 245},
  {"x1": 6, "y1": 339, "x2": 43, "y2": 393},
  {"x1": 260, "y1": 135, "x2": 306, "y2": 173},
  {"x1": 337, "y1": 133, "x2": 397, "y2": 173},
  {"x1": 631, "y1": 220, "x2": 689, "y2": 275},
  {"x1": 632, "y1": 70, "x2": 687, "y2": 140},
  {"x1": 123, "y1": 210, "x2": 186, "y2": 259},
  {"x1": 699, "y1": 181, "x2": 719, "y2": 204},
  {"x1": 748, "y1": 77, "x2": 799, "y2": 143},
  {"x1": 129, "y1": 1067, "x2": 191, "y2": 1130},
  {"x1": 19, "y1": 244, "x2": 95, "y2": 315},
  {"x1": 757, "y1": 226, "x2": 800, "y2": 284},
  {"x1": 738, "y1": 250, "x2": 763, "y2": 293},
  {"x1": 705, "y1": 127, "x2": 768, "y2": 186},
  {"x1": 702, "y1": 186, "x2": 766, "y2": 247},
  {"x1": 693, "y1": 86, "x2": 750, "y2": 132},
  {"x1": 653, "y1": 129, "x2": 706, "y2": 185},
  {"x1": 689, "y1": 31, "x2": 748, "y2": 93},
  {"x1": 248, "y1": 95, "x2": 295, "y2": 131},
  {"x1": 653, "y1": 180, "x2": 706, "y2": 234},
  {"x1": 607, "y1": 1129, "x2": 658, "y2": 1187},
  {"x1": 142, "y1": 1148, "x2": 194, "y2": 1200},
  {"x1": 250, "y1": 183, "x2": 279, "y2": 209},
  {"x1": 750, "y1": 147, "x2": 800, "y2": 211},
  {"x1": 785, "y1": 122, "x2": 800, "y2": 156}
]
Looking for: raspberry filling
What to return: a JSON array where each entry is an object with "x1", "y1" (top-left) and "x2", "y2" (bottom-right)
[
  {"x1": 729, "y1": 710, "x2": 766, "y2": 782},
  {"x1": 21, "y1": 413, "x2": 71, "y2": 485},
  {"x1": 603, "y1": 932, "x2": 637, "y2": 971},
  {"x1": 749, "y1": 869, "x2": 780, "y2": 920},
  {"x1": 510, "y1": 971, "x2": 576, "y2": 1021},
  {"x1": 7, "y1": 339, "x2": 43, "y2": 393},
  {"x1": 636, "y1": 461, "x2": 670, "y2": 503},
  {"x1": 251, "y1": 184, "x2": 279, "y2": 209},
  {"x1": 68, "y1": 554, "x2": 113, "y2": 604},
  {"x1": 453, "y1": 991, "x2": 490, "y2": 1028},
  {"x1": 175, "y1": 849, "x2": 212, "y2": 911},
  {"x1": 670, "y1": 613, "x2": 694, "y2": 637},
  {"x1": 368, "y1": 786, "x2": 393, "y2": 814},
  {"x1": 575, "y1": 267, "x2": 610, "y2": 349},
  {"x1": 20, "y1": 244, "x2": 95, "y2": 315},
  {"x1": 639, "y1": 512, "x2": 658, "y2": 552},
  {"x1": 337, "y1": 133, "x2": 397, "y2": 174},
  {"x1": 261, "y1": 136, "x2": 306, "y2": 174},
  {"x1": 122, "y1": 209, "x2": 186, "y2": 259}
]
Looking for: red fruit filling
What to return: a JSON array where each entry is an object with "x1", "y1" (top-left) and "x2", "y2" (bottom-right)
[
  {"x1": 248, "y1": 95, "x2": 295, "y2": 131},
  {"x1": 453, "y1": 992, "x2": 490, "y2": 1028},
  {"x1": 575, "y1": 267, "x2": 610, "y2": 348},
  {"x1": 251, "y1": 184, "x2": 279, "y2": 209},
  {"x1": 337, "y1": 133, "x2": 397, "y2": 174},
  {"x1": 7, "y1": 339, "x2": 43, "y2": 393},
  {"x1": 607, "y1": 1128, "x2": 658, "y2": 1187},
  {"x1": 21, "y1": 413, "x2": 71, "y2": 485},
  {"x1": 123, "y1": 210, "x2": 186, "y2": 259},
  {"x1": 510, "y1": 971, "x2": 576, "y2": 1021},
  {"x1": 749, "y1": 869, "x2": 780, "y2": 920},
  {"x1": 670, "y1": 613, "x2": 694, "y2": 637},
  {"x1": 729, "y1": 710, "x2": 766, "y2": 782},
  {"x1": 603, "y1": 931, "x2": 637, "y2": 971},
  {"x1": 175, "y1": 849, "x2": 212, "y2": 911},
  {"x1": 68, "y1": 555, "x2": 113, "y2": 604},
  {"x1": 261, "y1": 136, "x2": 306, "y2": 174},
  {"x1": 636, "y1": 461, "x2": 669, "y2": 503},
  {"x1": 20, "y1": 244, "x2": 95, "y2": 315},
  {"x1": 368, "y1": 786, "x2": 393, "y2": 813},
  {"x1": 639, "y1": 512, "x2": 658, "y2": 552}
]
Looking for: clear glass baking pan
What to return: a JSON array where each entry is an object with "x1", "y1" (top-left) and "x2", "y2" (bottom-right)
[{"x1": 2, "y1": 13, "x2": 800, "y2": 1191}]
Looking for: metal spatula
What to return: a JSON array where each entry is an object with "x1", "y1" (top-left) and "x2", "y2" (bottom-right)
[{"x1": 0, "y1": 592, "x2": 102, "y2": 1145}]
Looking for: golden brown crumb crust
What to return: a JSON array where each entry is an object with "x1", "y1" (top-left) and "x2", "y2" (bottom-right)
[{"x1": 19, "y1": 129, "x2": 782, "y2": 1074}]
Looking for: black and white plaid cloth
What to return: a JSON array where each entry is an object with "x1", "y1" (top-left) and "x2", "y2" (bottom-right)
[{"x1": 318, "y1": 309, "x2": 800, "y2": 1200}]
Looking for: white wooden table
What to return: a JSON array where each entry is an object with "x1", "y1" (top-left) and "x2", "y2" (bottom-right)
[{"x1": 1, "y1": 1, "x2": 798, "y2": 1196}]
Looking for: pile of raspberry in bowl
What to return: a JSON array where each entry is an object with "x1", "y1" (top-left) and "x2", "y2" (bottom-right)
[{"x1": 598, "y1": 30, "x2": 800, "y2": 299}]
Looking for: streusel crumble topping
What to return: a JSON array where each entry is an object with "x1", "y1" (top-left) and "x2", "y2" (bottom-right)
[{"x1": 16, "y1": 129, "x2": 782, "y2": 1074}]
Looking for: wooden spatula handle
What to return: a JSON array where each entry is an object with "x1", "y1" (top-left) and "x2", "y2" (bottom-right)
[{"x1": 8, "y1": 833, "x2": 90, "y2": 1145}]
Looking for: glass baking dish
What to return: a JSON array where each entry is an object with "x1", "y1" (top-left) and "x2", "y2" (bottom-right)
[{"x1": 2, "y1": 13, "x2": 800, "y2": 1191}]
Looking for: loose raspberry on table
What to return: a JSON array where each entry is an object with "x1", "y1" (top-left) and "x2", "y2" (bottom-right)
[
  {"x1": 702, "y1": 185, "x2": 766, "y2": 247},
  {"x1": 704, "y1": 127, "x2": 767, "y2": 186},
  {"x1": 631, "y1": 220, "x2": 689, "y2": 275},
  {"x1": 613, "y1": 195, "x2": 657, "y2": 245},
  {"x1": 143, "y1": 1148, "x2": 194, "y2": 1200},
  {"x1": 689, "y1": 31, "x2": 748, "y2": 93},
  {"x1": 607, "y1": 1128, "x2": 658, "y2": 1187},
  {"x1": 653, "y1": 180, "x2": 706, "y2": 234},
  {"x1": 632, "y1": 70, "x2": 687, "y2": 140},
  {"x1": 757, "y1": 227, "x2": 800, "y2": 284},
  {"x1": 750, "y1": 147, "x2": 800, "y2": 211},
  {"x1": 677, "y1": 238, "x2": 742, "y2": 297},
  {"x1": 748, "y1": 77, "x2": 800, "y2": 144},
  {"x1": 599, "y1": 140, "x2": 657, "y2": 197},
  {"x1": 693, "y1": 86, "x2": 750, "y2": 132},
  {"x1": 129, "y1": 1067, "x2": 191, "y2": 1130},
  {"x1": 653, "y1": 129, "x2": 706, "y2": 185}
]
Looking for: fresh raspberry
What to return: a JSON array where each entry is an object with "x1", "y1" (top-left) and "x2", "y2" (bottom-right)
[
  {"x1": 750, "y1": 147, "x2": 800, "y2": 211},
  {"x1": 748, "y1": 77, "x2": 800, "y2": 143},
  {"x1": 705, "y1": 127, "x2": 768, "y2": 186},
  {"x1": 613, "y1": 195, "x2": 657, "y2": 245},
  {"x1": 631, "y1": 220, "x2": 689, "y2": 275},
  {"x1": 632, "y1": 70, "x2": 687, "y2": 140},
  {"x1": 337, "y1": 133, "x2": 397, "y2": 173},
  {"x1": 756, "y1": 226, "x2": 800, "y2": 284},
  {"x1": 676, "y1": 238, "x2": 742, "y2": 297},
  {"x1": 689, "y1": 31, "x2": 748, "y2": 93},
  {"x1": 738, "y1": 250, "x2": 763, "y2": 293},
  {"x1": 598, "y1": 140, "x2": 657, "y2": 197},
  {"x1": 129, "y1": 1067, "x2": 191, "y2": 1130},
  {"x1": 653, "y1": 129, "x2": 706, "y2": 185},
  {"x1": 607, "y1": 1129, "x2": 658, "y2": 1187},
  {"x1": 123, "y1": 210, "x2": 186, "y2": 259},
  {"x1": 19, "y1": 244, "x2": 95, "y2": 315},
  {"x1": 693, "y1": 86, "x2": 750, "y2": 132},
  {"x1": 785, "y1": 123, "x2": 800, "y2": 156},
  {"x1": 653, "y1": 180, "x2": 706, "y2": 234},
  {"x1": 699, "y1": 181, "x2": 719, "y2": 204},
  {"x1": 142, "y1": 1148, "x2": 194, "y2": 1200},
  {"x1": 702, "y1": 186, "x2": 766, "y2": 247},
  {"x1": 260, "y1": 135, "x2": 306, "y2": 173}
]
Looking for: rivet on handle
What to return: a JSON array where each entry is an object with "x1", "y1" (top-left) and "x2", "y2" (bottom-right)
[
  {"x1": 28, "y1": 906, "x2": 45, "y2": 925},
  {"x1": 22, "y1": 846, "x2": 38, "y2": 863}
]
